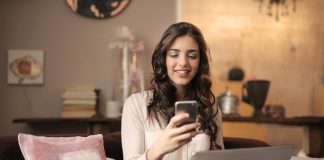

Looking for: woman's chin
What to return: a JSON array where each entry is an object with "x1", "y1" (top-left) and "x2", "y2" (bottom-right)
[{"x1": 174, "y1": 81, "x2": 191, "y2": 87}]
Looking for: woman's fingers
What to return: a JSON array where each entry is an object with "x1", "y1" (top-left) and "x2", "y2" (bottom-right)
[
  {"x1": 167, "y1": 122, "x2": 200, "y2": 145},
  {"x1": 167, "y1": 113, "x2": 190, "y2": 128},
  {"x1": 154, "y1": 114, "x2": 200, "y2": 155},
  {"x1": 171, "y1": 131, "x2": 198, "y2": 149},
  {"x1": 173, "y1": 122, "x2": 200, "y2": 135},
  {"x1": 173, "y1": 127, "x2": 199, "y2": 141}
]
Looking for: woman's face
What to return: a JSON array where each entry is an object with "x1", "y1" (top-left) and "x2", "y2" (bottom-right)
[{"x1": 166, "y1": 35, "x2": 200, "y2": 89}]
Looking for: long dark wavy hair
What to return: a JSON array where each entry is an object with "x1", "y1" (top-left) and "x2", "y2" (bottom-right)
[{"x1": 147, "y1": 22, "x2": 221, "y2": 149}]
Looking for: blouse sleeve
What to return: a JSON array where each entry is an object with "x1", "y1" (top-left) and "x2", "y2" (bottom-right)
[
  {"x1": 215, "y1": 107, "x2": 225, "y2": 149},
  {"x1": 121, "y1": 94, "x2": 148, "y2": 160}
]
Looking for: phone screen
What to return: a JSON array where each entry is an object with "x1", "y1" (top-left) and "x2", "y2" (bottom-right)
[{"x1": 175, "y1": 100, "x2": 198, "y2": 126}]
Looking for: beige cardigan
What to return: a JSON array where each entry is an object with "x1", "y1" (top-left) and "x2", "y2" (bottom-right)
[{"x1": 121, "y1": 91, "x2": 224, "y2": 160}]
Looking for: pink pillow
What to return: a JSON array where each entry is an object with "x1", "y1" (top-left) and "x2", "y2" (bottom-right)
[{"x1": 18, "y1": 133, "x2": 106, "y2": 160}]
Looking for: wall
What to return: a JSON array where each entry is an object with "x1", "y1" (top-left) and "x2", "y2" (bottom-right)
[
  {"x1": 0, "y1": 0, "x2": 176, "y2": 136},
  {"x1": 181, "y1": 0, "x2": 324, "y2": 116},
  {"x1": 180, "y1": 0, "x2": 324, "y2": 152}
]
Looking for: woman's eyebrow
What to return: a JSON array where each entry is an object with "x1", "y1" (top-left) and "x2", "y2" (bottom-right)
[
  {"x1": 168, "y1": 49, "x2": 198, "y2": 52},
  {"x1": 168, "y1": 49, "x2": 180, "y2": 52},
  {"x1": 187, "y1": 49, "x2": 199, "y2": 53}
]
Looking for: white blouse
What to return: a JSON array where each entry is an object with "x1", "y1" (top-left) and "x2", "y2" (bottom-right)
[{"x1": 121, "y1": 91, "x2": 224, "y2": 160}]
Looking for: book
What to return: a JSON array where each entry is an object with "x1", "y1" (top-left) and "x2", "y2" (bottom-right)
[
  {"x1": 60, "y1": 85, "x2": 100, "y2": 118},
  {"x1": 63, "y1": 99, "x2": 96, "y2": 105},
  {"x1": 62, "y1": 106, "x2": 95, "y2": 111},
  {"x1": 62, "y1": 91, "x2": 97, "y2": 100},
  {"x1": 61, "y1": 110, "x2": 96, "y2": 118}
]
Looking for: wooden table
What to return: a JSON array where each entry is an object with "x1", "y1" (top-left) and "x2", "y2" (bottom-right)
[
  {"x1": 13, "y1": 116, "x2": 121, "y2": 135},
  {"x1": 222, "y1": 116, "x2": 324, "y2": 158}
]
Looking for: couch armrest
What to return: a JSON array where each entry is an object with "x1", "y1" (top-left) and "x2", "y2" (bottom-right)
[
  {"x1": 103, "y1": 132, "x2": 123, "y2": 160},
  {"x1": 224, "y1": 137, "x2": 269, "y2": 149},
  {"x1": 0, "y1": 135, "x2": 24, "y2": 160}
]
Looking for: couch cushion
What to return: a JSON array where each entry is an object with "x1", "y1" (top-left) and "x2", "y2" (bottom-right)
[{"x1": 18, "y1": 133, "x2": 106, "y2": 160}]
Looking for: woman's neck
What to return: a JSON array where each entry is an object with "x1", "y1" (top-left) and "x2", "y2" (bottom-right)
[{"x1": 176, "y1": 86, "x2": 187, "y2": 101}]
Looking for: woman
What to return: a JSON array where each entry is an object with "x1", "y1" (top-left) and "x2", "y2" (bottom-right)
[{"x1": 122, "y1": 22, "x2": 224, "y2": 160}]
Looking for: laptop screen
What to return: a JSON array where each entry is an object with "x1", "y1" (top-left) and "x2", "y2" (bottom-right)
[{"x1": 190, "y1": 145, "x2": 296, "y2": 160}]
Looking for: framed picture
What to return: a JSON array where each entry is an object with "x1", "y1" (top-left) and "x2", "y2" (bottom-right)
[{"x1": 7, "y1": 49, "x2": 44, "y2": 85}]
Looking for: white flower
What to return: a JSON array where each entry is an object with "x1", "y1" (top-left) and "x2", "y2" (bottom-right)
[
  {"x1": 108, "y1": 25, "x2": 135, "y2": 50},
  {"x1": 115, "y1": 25, "x2": 135, "y2": 42}
]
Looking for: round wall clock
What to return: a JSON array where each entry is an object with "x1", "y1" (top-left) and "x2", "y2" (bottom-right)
[{"x1": 66, "y1": 0, "x2": 131, "y2": 19}]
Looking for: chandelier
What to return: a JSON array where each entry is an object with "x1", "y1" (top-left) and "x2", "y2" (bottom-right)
[{"x1": 255, "y1": 0, "x2": 298, "y2": 21}]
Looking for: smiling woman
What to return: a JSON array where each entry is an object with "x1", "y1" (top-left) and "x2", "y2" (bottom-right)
[{"x1": 66, "y1": 0, "x2": 131, "y2": 19}]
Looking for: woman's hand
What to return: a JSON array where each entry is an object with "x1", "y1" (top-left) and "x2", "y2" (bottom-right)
[{"x1": 147, "y1": 113, "x2": 200, "y2": 160}]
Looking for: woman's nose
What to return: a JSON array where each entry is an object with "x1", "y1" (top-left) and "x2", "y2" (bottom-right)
[{"x1": 178, "y1": 55, "x2": 188, "y2": 66}]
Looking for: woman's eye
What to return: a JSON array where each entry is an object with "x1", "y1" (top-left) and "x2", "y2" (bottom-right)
[
  {"x1": 188, "y1": 52, "x2": 199, "y2": 59},
  {"x1": 168, "y1": 51, "x2": 178, "y2": 57}
]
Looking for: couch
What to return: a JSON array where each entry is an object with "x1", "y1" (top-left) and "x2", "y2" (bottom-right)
[{"x1": 0, "y1": 132, "x2": 269, "y2": 160}]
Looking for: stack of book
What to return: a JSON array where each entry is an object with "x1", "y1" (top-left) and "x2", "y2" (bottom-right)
[{"x1": 61, "y1": 84, "x2": 98, "y2": 118}]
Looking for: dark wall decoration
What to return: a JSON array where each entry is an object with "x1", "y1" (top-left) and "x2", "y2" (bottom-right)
[{"x1": 66, "y1": 0, "x2": 131, "y2": 19}]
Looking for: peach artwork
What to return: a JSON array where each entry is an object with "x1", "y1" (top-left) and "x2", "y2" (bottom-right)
[{"x1": 8, "y1": 49, "x2": 44, "y2": 85}]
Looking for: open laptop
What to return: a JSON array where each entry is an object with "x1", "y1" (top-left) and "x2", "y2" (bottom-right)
[{"x1": 190, "y1": 145, "x2": 296, "y2": 160}]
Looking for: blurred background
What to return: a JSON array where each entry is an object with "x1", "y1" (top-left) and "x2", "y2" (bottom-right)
[{"x1": 0, "y1": 0, "x2": 323, "y2": 156}]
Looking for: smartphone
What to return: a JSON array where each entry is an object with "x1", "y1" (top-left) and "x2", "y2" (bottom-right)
[{"x1": 175, "y1": 100, "x2": 198, "y2": 126}]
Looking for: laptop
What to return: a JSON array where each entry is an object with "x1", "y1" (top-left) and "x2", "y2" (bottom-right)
[{"x1": 190, "y1": 145, "x2": 296, "y2": 160}]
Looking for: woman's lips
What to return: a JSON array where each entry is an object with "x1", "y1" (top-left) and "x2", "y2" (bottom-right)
[{"x1": 174, "y1": 70, "x2": 190, "y2": 77}]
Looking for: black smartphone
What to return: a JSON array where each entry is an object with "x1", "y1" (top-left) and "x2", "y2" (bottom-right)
[{"x1": 175, "y1": 100, "x2": 198, "y2": 126}]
